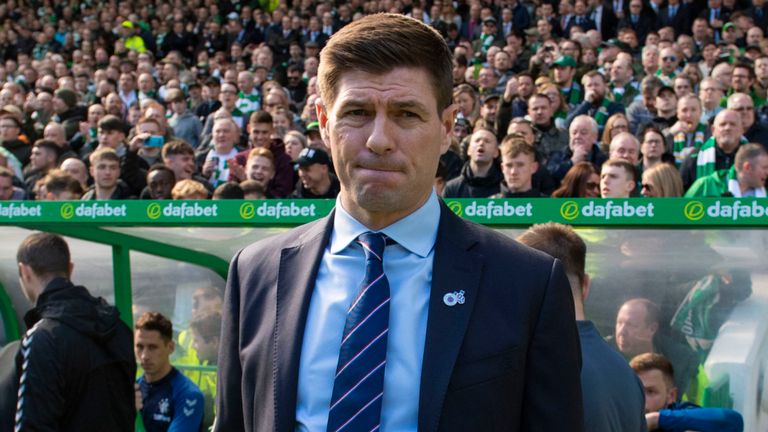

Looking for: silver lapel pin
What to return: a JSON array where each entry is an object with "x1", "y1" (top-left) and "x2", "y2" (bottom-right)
[{"x1": 443, "y1": 290, "x2": 466, "y2": 307}]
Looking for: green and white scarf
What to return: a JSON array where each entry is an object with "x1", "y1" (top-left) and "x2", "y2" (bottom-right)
[
  {"x1": 655, "y1": 68, "x2": 676, "y2": 84},
  {"x1": 562, "y1": 84, "x2": 582, "y2": 107},
  {"x1": 673, "y1": 123, "x2": 706, "y2": 166},
  {"x1": 696, "y1": 136, "x2": 749, "y2": 179},
  {"x1": 481, "y1": 33, "x2": 495, "y2": 53},
  {"x1": 594, "y1": 97, "x2": 613, "y2": 129}
]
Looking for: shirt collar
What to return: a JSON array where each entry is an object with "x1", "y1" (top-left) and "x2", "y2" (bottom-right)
[{"x1": 330, "y1": 190, "x2": 441, "y2": 258}]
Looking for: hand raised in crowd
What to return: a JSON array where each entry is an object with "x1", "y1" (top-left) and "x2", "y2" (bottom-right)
[
  {"x1": 668, "y1": 120, "x2": 693, "y2": 136},
  {"x1": 202, "y1": 159, "x2": 217, "y2": 178},
  {"x1": 228, "y1": 159, "x2": 245, "y2": 182},
  {"x1": 503, "y1": 77, "x2": 518, "y2": 103},
  {"x1": 128, "y1": 132, "x2": 151, "y2": 153},
  {"x1": 78, "y1": 121, "x2": 90, "y2": 138},
  {"x1": 571, "y1": 145, "x2": 590, "y2": 164}
]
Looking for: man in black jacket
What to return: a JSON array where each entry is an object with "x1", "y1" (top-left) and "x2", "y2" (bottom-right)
[
  {"x1": 444, "y1": 128, "x2": 503, "y2": 197},
  {"x1": 14, "y1": 233, "x2": 135, "y2": 432}
]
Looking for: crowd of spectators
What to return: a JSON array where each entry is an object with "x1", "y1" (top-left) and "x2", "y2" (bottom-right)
[{"x1": 1, "y1": 0, "x2": 768, "y2": 203}]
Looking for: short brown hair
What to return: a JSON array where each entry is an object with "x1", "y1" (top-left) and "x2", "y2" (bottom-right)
[
  {"x1": 500, "y1": 137, "x2": 536, "y2": 159},
  {"x1": 248, "y1": 110, "x2": 273, "y2": 125},
  {"x1": 135, "y1": 311, "x2": 173, "y2": 342},
  {"x1": 162, "y1": 140, "x2": 194, "y2": 158},
  {"x1": 89, "y1": 147, "x2": 120, "y2": 165},
  {"x1": 629, "y1": 352, "x2": 675, "y2": 387},
  {"x1": 318, "y1": 13, "x2": 453, "y2": 111},
  {"x1": 17, "y1": 232, "x2": 71, "y2": 279},
  {"x1": 517, "y1": 223, "x2": 587, "y2": 291},
  {"x1": 42, "y1": 169, "x2": 83, "y2": 197},
  {"x1": 735, "y1": 143, "x2": 767, "y2": 172},
  {"x1": 602, "y1": 158, "x2": 637, "y2": 183}
]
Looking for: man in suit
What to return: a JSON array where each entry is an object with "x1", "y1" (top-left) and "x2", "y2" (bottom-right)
[{"x1": 215, "y1": 13, "x2": 584, "y2": 432}]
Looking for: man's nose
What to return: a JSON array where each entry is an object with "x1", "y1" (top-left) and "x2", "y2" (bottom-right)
[{"x1": 366, "y1": 113, "x2": 394, "y2": 155}]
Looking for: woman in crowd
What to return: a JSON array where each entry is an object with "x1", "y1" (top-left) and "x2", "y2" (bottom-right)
[
  {"x1": 551, "y1": 162, "x2": 600, "y2": 198},
  {"x1": 453, "y1": 83, "x2": 479, "y2": 125},
  {"x1": 641, "y1": 164, "x2": 684, "y2": 197},
  {"x1": 601, "y1": 114, "x2": 630, "y2": 154}
]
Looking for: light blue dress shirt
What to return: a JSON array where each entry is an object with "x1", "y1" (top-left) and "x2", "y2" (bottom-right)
[{"x1": 295, "y1": 192, "x2": 441, "y2": 432}]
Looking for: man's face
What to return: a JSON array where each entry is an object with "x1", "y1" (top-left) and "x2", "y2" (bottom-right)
[
  {"x1": 147, "y1": 169, "x2": 174, "y2": 199},
  {"x1": 615, "y1": 302, "x2": 657, "y2": 357},
  {"x1": 493, "y1": 53, "x2": 511, "y2": 72},
  {"x1": 246, "y1": 155, "x2": 275, "y2": 187},
  {"x1": 90, "y1": 159, "x2": 120, "y2": 189},
  {"x1": 731, "y1": 67, "x2": 753, "y2": 93},
  {"x1": 528, "y1": 96, "x2": 552, "y2": 126},
  {"x1": 97, "y1": 128, "x2": 125, "y2": 149},
  {"x1": 468, "y1": 129, "x2": 499, "y2": 165},
  {"x1": 249, "y1": 122, "x2": 273, "y2": 148},
  {"x1": 44, "y1": 124, "x2": 67, "y2": 145},
  {"x1": 673, "y1": 78, "x2": 692, "y2": 97},
  {"x1": 659, "y1": 49, "x2": 679, "y2": 74},
  {"x1": 713, "y1": 110, "x2": 743, "y2": 148},
  {"x1": 747, "y1": 28, "x2": 764, "y2": 46},
  {"x1": 134, "y1": 329, "x2": 173, "y2": 378},
  {"x1": 742, "y1": 154, "x2": 768, "y2": 188},
  {"x1": 501, "y1": 152, "x2": 537, "y2": 192},
  {"x1": 317, "y1": 67, "x2": 455, "y2": 227},
  {"x1": 677, "y1": 98, "x2": 702, "y2": 127},
  {"x1": 637, "y1": 370, "x2": 677, "y2": 413},
  {"x1": 477, "y1": 68, "x2": 497, "y2": 89},
  {"x1": 480, "y1": 99, "x2": 499, "y2": 123},
  {"x1": 569, "y1": 119, "x2": 597, "y2": 152},
  {"x1": 553, "y1": 65, "x2": 574, "y2": 86},
  {"x1": 0, "y1": 118, "x2": 20, "y2": 141},
  {"x1": 237, "y1": 73, "x2": 254, "y2": 93},
  {"x1": 756, "y1": 58, "x2": 768, "y2": 82},
  {"x1": 164, "y1": 153, "x2": 195, "y2": 180},
  {"x1": 609, "y1": 137, "x2": 640, "y2": 165},
  {"x1": 610, "y1": 60, "x2": 632, "y2": 85},
  {"x1": 641, "y1": 131, "x2": 665, "y2": 161},
  {"x1": 213, "y1": 120, "x2": 237, "y2": 153},
  {"x1": 298, "y1": 163, "x2": 328, "y2": 191},
  {"x1": 518, "y1": 76, "x2": 534, "y2": 98},
  {"x1": 0, "y1": 176, "x2": 13, "y2": 200},
  {"x1": 30, "y1": 146, "x2": 56, "y2": 171},
  {"x1": 600, "y1": 165, "x2": 634, "y2": 198},
  {"x1": 655, "y1": 90, "x2": 677, "y2": 114},
  {"x1": 583, "y1": 75, "x2": 606, "y2": 102},
  {"x1": 507, "y1": 123, "x2": 535, "y2": 145},
  {"x1": 699, "y1": 81, "x2": 723, "y2": 106},
  {"x1": 219, "y1": 84, "x2": 238, "y2": 108}
]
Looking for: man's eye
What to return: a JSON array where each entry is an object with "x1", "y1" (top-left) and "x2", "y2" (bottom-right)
[{"x1": 346, "y1": 109, "x2": 368, "y2": 117}]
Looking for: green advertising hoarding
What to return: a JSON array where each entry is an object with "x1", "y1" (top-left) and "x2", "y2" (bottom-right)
[{"x1": 2, "y1": 198, "x2": 768, "y2": 226}]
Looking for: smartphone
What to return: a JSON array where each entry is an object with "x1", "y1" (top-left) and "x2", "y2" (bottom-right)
[{"x1": 145, "y1": 135, "x2": 164, "y2": 148}]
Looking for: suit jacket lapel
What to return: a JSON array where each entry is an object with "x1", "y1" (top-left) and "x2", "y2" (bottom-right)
[
  {"x1": 274, "y1": 212, "x2": 335, "y2": 432},
  {"x1": 418, "y1": 203, "x2": 482, "y2": 432}
]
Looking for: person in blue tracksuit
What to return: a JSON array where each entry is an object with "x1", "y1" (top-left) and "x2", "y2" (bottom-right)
[
  {"x1": 630, "y1": 352, "x2": 743, "y2": 432},
  {"x1": 135, "y1": 312, "x2": 204, "y2": 432}
]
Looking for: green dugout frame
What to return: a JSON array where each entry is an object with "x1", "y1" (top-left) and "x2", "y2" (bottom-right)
[{"x1": 2, "y1": 196, "x2": 766, "y2": 413}]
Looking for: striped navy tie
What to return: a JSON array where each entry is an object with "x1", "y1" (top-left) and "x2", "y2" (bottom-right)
[{"x1": 327, "y1": 232, "x2": 390, "y2": 432}]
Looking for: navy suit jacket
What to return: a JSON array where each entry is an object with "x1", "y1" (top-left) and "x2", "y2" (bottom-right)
[{"x1": 215, "y1": 202, "x2": 584, "y2": 432}]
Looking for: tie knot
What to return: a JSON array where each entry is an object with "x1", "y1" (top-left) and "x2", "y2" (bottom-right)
[{"x1": 357, "y1": 232, "x2": 386, "y2": 262}]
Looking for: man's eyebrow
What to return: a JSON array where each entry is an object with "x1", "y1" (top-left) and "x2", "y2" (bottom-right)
[{"x1": 391, "y1": 100, "x2": 430, "y2": 112}]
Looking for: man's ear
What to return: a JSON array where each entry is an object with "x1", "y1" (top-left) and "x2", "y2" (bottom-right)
[
  {"x1": 582, "y1": 273, "x2": 591, "y2": 302},
  {"x1": 67, "y1": 262, "x2": 74, "y2": 279},
  {"x1": 440, "y1": 103, "x2": 459, "y2": 154},
  {"x1": 316, "y1": 99, "x2": 329, "y2": 146}
]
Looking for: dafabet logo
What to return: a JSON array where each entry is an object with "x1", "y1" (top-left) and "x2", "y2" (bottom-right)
[
  {"x1": 683, "y1": 201, "x2": 705, "y2": 221},
  {"x1": 558, "y1": 200, "x2": 654, "y2": 220}
]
